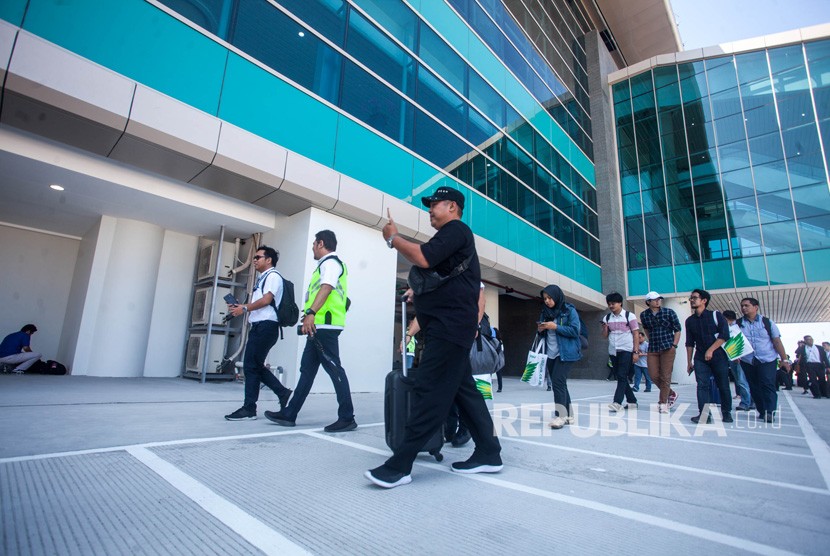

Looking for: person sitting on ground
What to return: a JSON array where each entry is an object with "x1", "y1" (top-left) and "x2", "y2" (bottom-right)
[{"x1": 0, "y1": 324, "x2": 42, "y2": 373}]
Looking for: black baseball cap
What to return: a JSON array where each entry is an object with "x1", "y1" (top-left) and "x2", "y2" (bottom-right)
[{"x1": 421, "y1": 186, "x2": 465, "y2": 210}]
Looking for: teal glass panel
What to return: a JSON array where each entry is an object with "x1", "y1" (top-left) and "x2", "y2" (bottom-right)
[
  {"x1": 411, "y1": 0, "x2": 470, "y2": 58},
  {"x1": 743, "y1": 99, "x2": 777, "y2": 138},
  {"x1": 24, "y1": 0, "x2": 227, "y2": 114},
  {"x1": 803, "y1": 248, "x2": 830, "y2": 282},
  {"x1": 733, "y1": 256, "x2": 768, "y2": 287},
  {"x1": 557, "y1": 245, "x2": 576, "y2": 281},
  {"x1": 702, "y1": 259, "x2": 735, "y2": 289},
  {"x1": 718, "y1": 141, "x2": 750, "y2": 173},
  {"x1": 219, "y1": 53, "x2": 337, "y2": 166},
  {"x1": 333, "y1": 116, "x2": 414, "y2": 199},
  {"x1": 762, "y1": 220, "x2": 800, "y2": 253},
  {"x1": 482, "y1": 199, "x2": 510, "y2": 246},
  {"x1": 714, "y1": 113, "x2": 747, "y2": 145},
  {"x1": 736, "y1": 51, "x2": 770, "y2": 84},
  {"x1": 776, "y1": 90, "x2": 814, "y2": 129},
  {"x1": 355, "y1": 0, "x2": 419, "y2": 50},
  {"x1": 788, "y1": 151, "x2": 826, "y2": 187},
  {"x1": 585, "y1": 262, "x2": 601, "y2": 293},
  {"x1": 648, "y1": 266, "x2": 675, "y2": 294},
  {"x1": 769, "y1": 45, "x2": 809, "y2": 92},
  {"x1": 627, "y1": 269, "x2": 649, "y2": 296},
  {"x1": 347, "y1": 9, "x2": 415, "y2": 96},
  {"x1": 730, "y1": 225, "x2": 764, "y2": 257},
  {"x1": 753, "y1": 160, "x2": 791, "y2": 196},
  {"x1": 675, "y1": 263, "x2": 703, "y2": 292},
  {"x1": 653, "y1": 66, "x2": 679, "y2": 89},
  {"x1": 754, "y1": 191, "x2": 792, "y2": 223},
  {"x1": 792, "y1": 183, "x2": 830, "y2": 219},
  {"x1": 705, "y1": 56, "x2": 737, "y2": 94},
  {"x1": 537, "y1": 232, "x2": 556, "y2": 269},
  {"x1": 613, "y1": 82, "x2": 631, "y2": 104},
  {"x1": 710, "y1": 87, "x2": 742, "y2": 120},
  {"x1": 798, "y1": 215, "x2": 830, "y2": 251},
  {"x1": 766, "y1": 252, "x2": 804, "y2": 285},
  {"x1": 782, "y1": 124, "x2": 821, "y2": 159},
  {"x1": 0, "y1": 0, "x2": 28, "y2": 25},
  {"x1": 622, "y1": 192, "x2": 642, "y2": 217},
  {"x1": 748, "y1": 132, "x2": 784, "y2": 164}
]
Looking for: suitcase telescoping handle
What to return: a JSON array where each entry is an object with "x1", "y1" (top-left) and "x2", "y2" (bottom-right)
[{"x1": 401, "y1": 294, "x2": 409, "y2": 377}]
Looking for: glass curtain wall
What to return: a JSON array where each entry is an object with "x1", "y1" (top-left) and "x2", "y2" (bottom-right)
[
  {"x1": 158, "y1": 0, "x2": 600, "y2": 263},
  {"x1": 615, "y1": 39, "x2": 830, "y2": 296}
]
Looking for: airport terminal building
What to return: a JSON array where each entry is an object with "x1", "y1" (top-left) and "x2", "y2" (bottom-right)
[{"x1": 0, "y1": 0, "x2": 827, "y2": 386}]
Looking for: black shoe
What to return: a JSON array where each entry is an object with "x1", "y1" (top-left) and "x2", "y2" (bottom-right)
[
  {"x1": 324, "y1": 418, "x2": 357, "y2": 432},
  {"x1": 365, "y1": 465, "x2": 411, "y2": 488},
  {"x1": 496, "y1": 389, "x2": 502, "y2": 393},
  {"x1": 722, "y1": 413, "x2": 733, "y2": 423},
  {"x1": 264, "y1": 410, "x2": 295, "y2": 427},
  {"x1": 644, "y1": 389, "x2": 652, "y2": 392},
  {"x1": 690, "y1": 415, "x2": 712, "y2": 424},
  {"x1": 546, "y1": 386, "x2": 552, "y2": 391},
  {"x1": 451, "y1": 429, "x2": 471, "y2": 447},
  {"x1": 225, "y1": 407, "x2": 256, "y2": 421},
  {"x1": 451, "y1": 454, "x2": 503, "y2": 474},
  {"x1": 784, "y1": 387, "x2": 793, "y2": 390},
  {"x1": 278, "y1": 389, "x2": 292, "y2": 410},
  {"x1": 764, "y1": 414, "x2": 774, "y2": 423},
  {"x1": 736, "y1": 405, "x2": 749, "y2": 411}
]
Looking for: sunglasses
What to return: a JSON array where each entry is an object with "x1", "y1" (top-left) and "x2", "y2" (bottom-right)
[{"x1": 253, "y1": 255, "x2": 265, "y2": 260}]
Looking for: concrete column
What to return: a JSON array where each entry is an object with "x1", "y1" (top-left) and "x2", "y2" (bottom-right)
[{"x1": 263, "y1": 207, "x2": 398, "y2": 393}]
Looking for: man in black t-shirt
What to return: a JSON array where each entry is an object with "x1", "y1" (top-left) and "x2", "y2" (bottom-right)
[{"x1": 366, "y1": 186, "x2": 503, "y2": 488}]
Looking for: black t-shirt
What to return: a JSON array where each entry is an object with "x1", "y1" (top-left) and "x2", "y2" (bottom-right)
[{"x1": 414, "y1": 219, "x2": 481, "y2": 348}]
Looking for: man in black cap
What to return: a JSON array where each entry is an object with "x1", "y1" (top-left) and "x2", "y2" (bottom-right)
[{"x1": 366, "y1": 186, "x2": 502, "y2": 488}]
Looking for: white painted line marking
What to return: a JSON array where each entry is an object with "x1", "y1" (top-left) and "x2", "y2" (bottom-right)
[
  {"x1": 305, "y1": 431, "x2": 798, "y2": 556},
  {"x1": 500, "y1": 436, "x2": 828, "y2": 495},
  {"x1": 498, "y1": 414, "x2": 811, "y2": 458},
  {"x1": 783, "y1": 392, "x2": 830, "y2": 490},
  {"x1": 126, "y1": 446, "x2": 310, "y2": 556}
]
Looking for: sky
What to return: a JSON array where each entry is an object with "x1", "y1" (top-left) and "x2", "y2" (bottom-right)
[
  {"x1": 667, "y1": 1, "x2": 830, "y2": 348},
  {"x1": 671, "y1": 0, "x2": 830, "y2": 50}
]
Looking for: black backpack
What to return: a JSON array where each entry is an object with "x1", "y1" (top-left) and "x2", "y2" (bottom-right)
[
  {"x1": 736, "y1": 315, "x2": 773, "y2": 338},
  {"x1": 262, "y1": 270, "x2": 300, "y2": 337}
]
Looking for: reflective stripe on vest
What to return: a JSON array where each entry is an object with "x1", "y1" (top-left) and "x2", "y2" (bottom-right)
[{"x1": 305, "y1": 256, "x2": 348, "y2": 327}]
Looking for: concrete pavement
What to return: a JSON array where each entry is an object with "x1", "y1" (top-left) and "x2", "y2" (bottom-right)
[{"x1": 1, "y1": 374, "x2": 829, "y2": 555}]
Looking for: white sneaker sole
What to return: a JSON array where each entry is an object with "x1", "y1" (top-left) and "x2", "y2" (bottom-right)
[
  {"x1": 451, "y1": 464, "x2": 503, "y2": 474},
  {"x1": 364, "y1": 470, "x2": 412, "y2": 488},
  {"x1": 224, "y1": 416, "x2": 257, "y2": 421}
]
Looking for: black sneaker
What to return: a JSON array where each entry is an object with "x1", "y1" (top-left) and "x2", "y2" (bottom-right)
[
  {"x1": 225, "y1": 407, "x2": 256, "y2": 421},
  {"x1": 278, "y1": 389, "x2": 292, "y2": 410},
  {"x1": 264, "y1": 410, "x2": 295, "y2": 427},
  {"x1": 324, "y1": 418, "x2": 357, "y2": 432},
  {"x1": 690, "y1": 414, "x2": 712, "y2": 424},
  {"x1": 365, "y1": 465, "x2": 411, "y2": 488},
  {"x1": 451, "y1": 454, "x2": 503, "y2": 474},
  {"x1": 722, "y1": 412, "x2": 733, "y2": 423},
  {"x1": 451, "y1": 429, "x2": 471, "y2": 447}
]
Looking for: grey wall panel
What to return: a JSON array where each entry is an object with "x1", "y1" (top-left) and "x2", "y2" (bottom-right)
[
  {"x1": 109, "y1": 85, "x2": 220, "y2": 182},
  {"x1": 2, "y1": 31, "x2": 134, "y2": 155}
]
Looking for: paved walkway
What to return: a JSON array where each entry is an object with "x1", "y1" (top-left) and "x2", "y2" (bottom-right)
[{"x1": 1, "y1": 374, "x2": 829, "y2": 555}]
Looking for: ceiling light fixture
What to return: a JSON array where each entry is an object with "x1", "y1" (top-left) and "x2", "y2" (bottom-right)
[{"x1": 50, "y1": 184, "x2": 64, "y2": 191}]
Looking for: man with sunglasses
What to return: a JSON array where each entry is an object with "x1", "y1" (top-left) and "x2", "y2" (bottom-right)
[{"x1": 224, "y1": 246, "x2": 292, "y2": 421}]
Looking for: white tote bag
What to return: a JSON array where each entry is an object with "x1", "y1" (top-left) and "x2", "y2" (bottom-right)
[{"x1": 521, "y1": 336, "x2": 548, "y2": 387}]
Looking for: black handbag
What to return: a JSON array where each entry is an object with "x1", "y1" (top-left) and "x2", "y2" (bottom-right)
[{"x1": 407, "y1": 253, "x2": 473, "y2": 295}]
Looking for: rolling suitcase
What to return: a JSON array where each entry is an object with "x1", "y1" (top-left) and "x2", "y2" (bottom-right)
[{"x1": 384, "y1": 297, "x2": 443, "y2": 462}]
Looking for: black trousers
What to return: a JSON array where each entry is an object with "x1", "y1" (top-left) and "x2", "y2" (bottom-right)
[
  {"x1": 804, "y1": 362, "x2": 829, "y2": 398},
  {"x1": 243, "y1": 321, "x2": 290, "y2": 412},
  {"x1": 385, "y1": 336, "x2": 501, "y2": 474}
]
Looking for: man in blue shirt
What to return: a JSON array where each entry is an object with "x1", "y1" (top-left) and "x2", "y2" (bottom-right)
[
  {"x1": 0, "y1": 324, "x2": 41, "y2": 373},
  {"x1": 684, "y1": 289, "x2": 732, "y2": 424},
  {"x1": 738, "y1": 297, "x2": 790, "y2": 422}
]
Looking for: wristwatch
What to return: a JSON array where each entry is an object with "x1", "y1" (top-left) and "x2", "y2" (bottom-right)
[
  {"x1": 386, "y1": 233, "x2": 397, "y2": 248},
  {"x1": 304, "y1": 308, "x2": 316, "y2": 317},
  {"x1": 672, "y1": 343, "x2": 678, "y2": 348}
]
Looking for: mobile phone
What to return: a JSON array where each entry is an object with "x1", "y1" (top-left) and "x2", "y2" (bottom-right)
[{"x1": 224, "y1": 293, "x2": 239, "y2": 306}]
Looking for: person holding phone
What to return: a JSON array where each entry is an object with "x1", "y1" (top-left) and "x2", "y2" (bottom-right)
[{"x1": 224, "y1": 246, "x2": 292, "y2": 421}]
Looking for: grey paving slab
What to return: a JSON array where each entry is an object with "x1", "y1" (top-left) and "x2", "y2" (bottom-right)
[{"x1": 1, "y1": 374, "x2": 829, "y2": 555}]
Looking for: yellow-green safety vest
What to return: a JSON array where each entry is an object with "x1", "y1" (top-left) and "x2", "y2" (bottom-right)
[{"x1": 305, "y1": 255, "x2": 348, "y2": 328}]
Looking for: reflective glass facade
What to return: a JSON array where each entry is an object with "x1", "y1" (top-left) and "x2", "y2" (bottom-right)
[
  {"x1": 157, "y1": 0, "x2": 600, "y2": 264},
  {"x1": 614, "y1": 40, "x2": 830, "y2": 295}
]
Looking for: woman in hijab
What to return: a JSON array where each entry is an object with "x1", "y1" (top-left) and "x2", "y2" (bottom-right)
[{"x1": 538, "y1": 285, "x2": 583, "y2": 429}]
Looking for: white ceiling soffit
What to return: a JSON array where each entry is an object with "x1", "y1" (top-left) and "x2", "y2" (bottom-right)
[
  {"x1": 707, "y1": 286, "x2": 830, "y2": 325},
  {"x1": 594, "y1": 0, "x2": 682, "y2": 64}
]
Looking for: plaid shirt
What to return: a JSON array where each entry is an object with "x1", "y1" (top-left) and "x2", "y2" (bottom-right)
[
  {"x1": 685, "y1": 309, "x2": 730, "y2": 361},
  {"x1": 639, "y1": 307, "x2": 682, "y2": 352}
]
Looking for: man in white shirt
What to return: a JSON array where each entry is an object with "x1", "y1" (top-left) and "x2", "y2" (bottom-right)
[
  {"x1": 602, "y1": 292, "x2": 639, "y2": 412},
  {"x1": 796, "y1": 335, "x2": 830, "y2": 399},
  {"x1": 224, "y1": 246, "x2": 292, "y2": 421}
]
